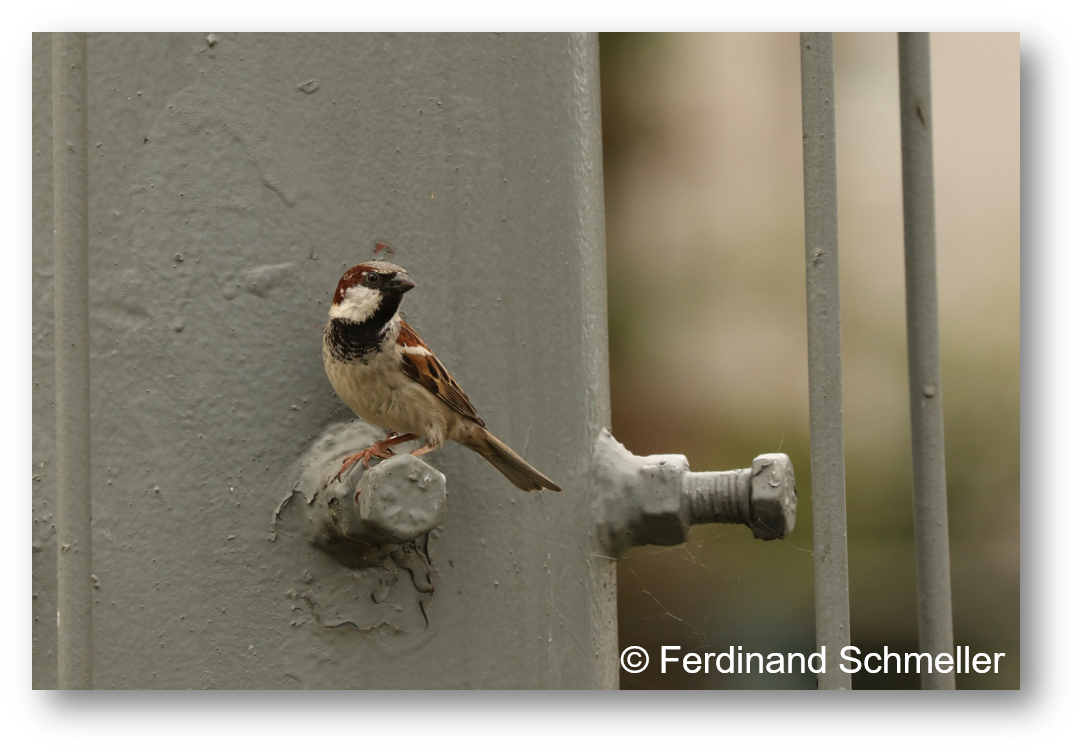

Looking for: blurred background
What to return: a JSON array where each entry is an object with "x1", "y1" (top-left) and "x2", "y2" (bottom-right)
[{"x1": 599, "y1": 32, "x2": 1019, "y2": 690}]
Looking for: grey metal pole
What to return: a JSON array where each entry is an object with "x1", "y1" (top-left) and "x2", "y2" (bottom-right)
[
  {"x1": 799, "y1": 32, "x2": 852, "y2": 691},
  {"x1": 52, "y1": 32, "x2": 94, "y2": 690},
  {"x1": 898, "y1": 32, "x2": 955, "y2": 691},
  {"x1": 33, "y1": 32, "x2": 613, "y2": 689}
]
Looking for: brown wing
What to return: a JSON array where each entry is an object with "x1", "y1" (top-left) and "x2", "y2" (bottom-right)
[{"x1": 397, "y1": 320, "x2": 485, "y2": 426}]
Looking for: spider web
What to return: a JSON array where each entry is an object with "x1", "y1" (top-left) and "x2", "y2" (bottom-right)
[
  {"x1": 615, "y1": 525, "x2": 818, "y2": 690},
  {"x1": 512, "y1": 510, "x2": 817, "y2": 690}
]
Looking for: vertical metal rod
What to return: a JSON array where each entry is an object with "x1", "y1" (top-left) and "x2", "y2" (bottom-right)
[
  {"x1": 799, "y1": 32, "x2": 852, "y2": 691},
  {"x1": 898, "y1": 32, "x2": 955, "y2": 690},
  {"x1": 53, "y1": 31, "x2": 94, "y2": 690}
]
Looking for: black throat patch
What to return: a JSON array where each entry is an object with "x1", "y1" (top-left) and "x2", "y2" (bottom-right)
[{"x1": 324, "y1": 292, "x2": 404, "y2": 362}]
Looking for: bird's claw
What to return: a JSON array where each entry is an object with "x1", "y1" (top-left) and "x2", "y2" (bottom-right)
[{"x1": 334, "y1": 443, "x2": 399, "y2": 482}]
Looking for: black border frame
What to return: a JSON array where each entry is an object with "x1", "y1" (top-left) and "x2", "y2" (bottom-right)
[{"x1": 16, "y1": 16, "x2": 1067, "y2": 737}]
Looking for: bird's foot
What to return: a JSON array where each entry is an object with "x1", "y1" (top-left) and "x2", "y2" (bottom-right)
[
  {"x1": 335, "y1": 446, "x2": 394, "y2": 481},
  {"x1": 335, "y1": 433, "x2": 420, "y2": 481}
]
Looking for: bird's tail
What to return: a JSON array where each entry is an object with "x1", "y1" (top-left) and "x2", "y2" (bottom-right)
[{"x1": 463, "y1": 428, "x2": 562, "y2": 492}]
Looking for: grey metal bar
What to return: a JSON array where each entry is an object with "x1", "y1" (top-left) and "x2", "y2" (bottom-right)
[
  {"x1": 799, "y1": 32, "x2": 852, "y2": 691},
  {"x1": 898, "y1": 32, "x2": 955, "y2": 691},
  {"x1": 53, "y1": 31, "x2": 94, "y2": 689}
]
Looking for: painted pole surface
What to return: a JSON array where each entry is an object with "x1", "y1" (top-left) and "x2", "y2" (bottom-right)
[
  {"x1": 52, "y1": 32, "x2": 94, "y2": 690},
  {"x1": 33, "y1": 33, "x2": 614, "y2": 689}
]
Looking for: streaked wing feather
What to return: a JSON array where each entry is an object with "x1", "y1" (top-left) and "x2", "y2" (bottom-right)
[{"x1": 398, "y1": 321, "x2": 484, "y2": 426}]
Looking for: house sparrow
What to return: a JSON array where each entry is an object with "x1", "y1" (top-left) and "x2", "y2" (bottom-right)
[{"x1": 322, "y1": 259, "x2": 561, "y2": 492}]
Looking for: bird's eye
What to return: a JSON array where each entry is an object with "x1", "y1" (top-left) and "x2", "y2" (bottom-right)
[{"x1": 366, "y1": 272, "x2": 379, "y2": 284}]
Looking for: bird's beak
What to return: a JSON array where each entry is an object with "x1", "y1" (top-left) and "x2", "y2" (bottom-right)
[{"x1": 386, "y1": 272, "x2": 416, "y2": 293}]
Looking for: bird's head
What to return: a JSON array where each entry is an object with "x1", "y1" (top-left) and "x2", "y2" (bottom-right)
[{"x1": 328, "y1": 261, "x2": 416, "y2": 323}]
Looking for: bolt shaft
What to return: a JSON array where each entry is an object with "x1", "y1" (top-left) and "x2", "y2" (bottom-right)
[{"x1": 682, "y1": 470, "x2": 751, "y2": 526}]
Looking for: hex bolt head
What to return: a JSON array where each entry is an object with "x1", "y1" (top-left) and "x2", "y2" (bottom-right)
[
  {"x1": 593, "y1": 431, "x2": 691, "y2": 555},
  {"x1": 286, "y1": 422, "x2": 449, "y2": 553},
  {"x1": 631, "y1": 454, "x2": 691, "y2": 546},
  {"x1": 354, "y1": 454, "x2": 446, "y2": 544},
  {"x1": 748, "y1": 453, "x2": 797, "y2": 540}
]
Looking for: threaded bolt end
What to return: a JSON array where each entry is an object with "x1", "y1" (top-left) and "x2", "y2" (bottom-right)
[{"x1": 682, "y1": 470, "x2": 751, "y2": 526}]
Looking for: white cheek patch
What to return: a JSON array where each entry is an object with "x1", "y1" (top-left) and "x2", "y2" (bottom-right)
[{"x1": 328, "y1": 285, "x2": 381, "y2": 322}]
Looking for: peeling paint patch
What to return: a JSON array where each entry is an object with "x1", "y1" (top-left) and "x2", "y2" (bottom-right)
[
  {"x1": 391, "y1": 543, "x2": 434, "y2": 594},
  {"x1": 371, "y1": 569, "x2": 398, "y2": 604},
  {"x1": 293, "y1": 589, "x2": 404, "y2": 634},
  {"x1": 269, "y1": 490, "x2": 303, "y2": 542},
  {"x1": 271, "y1": 427, "x2": 440, "y2": 652}
]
